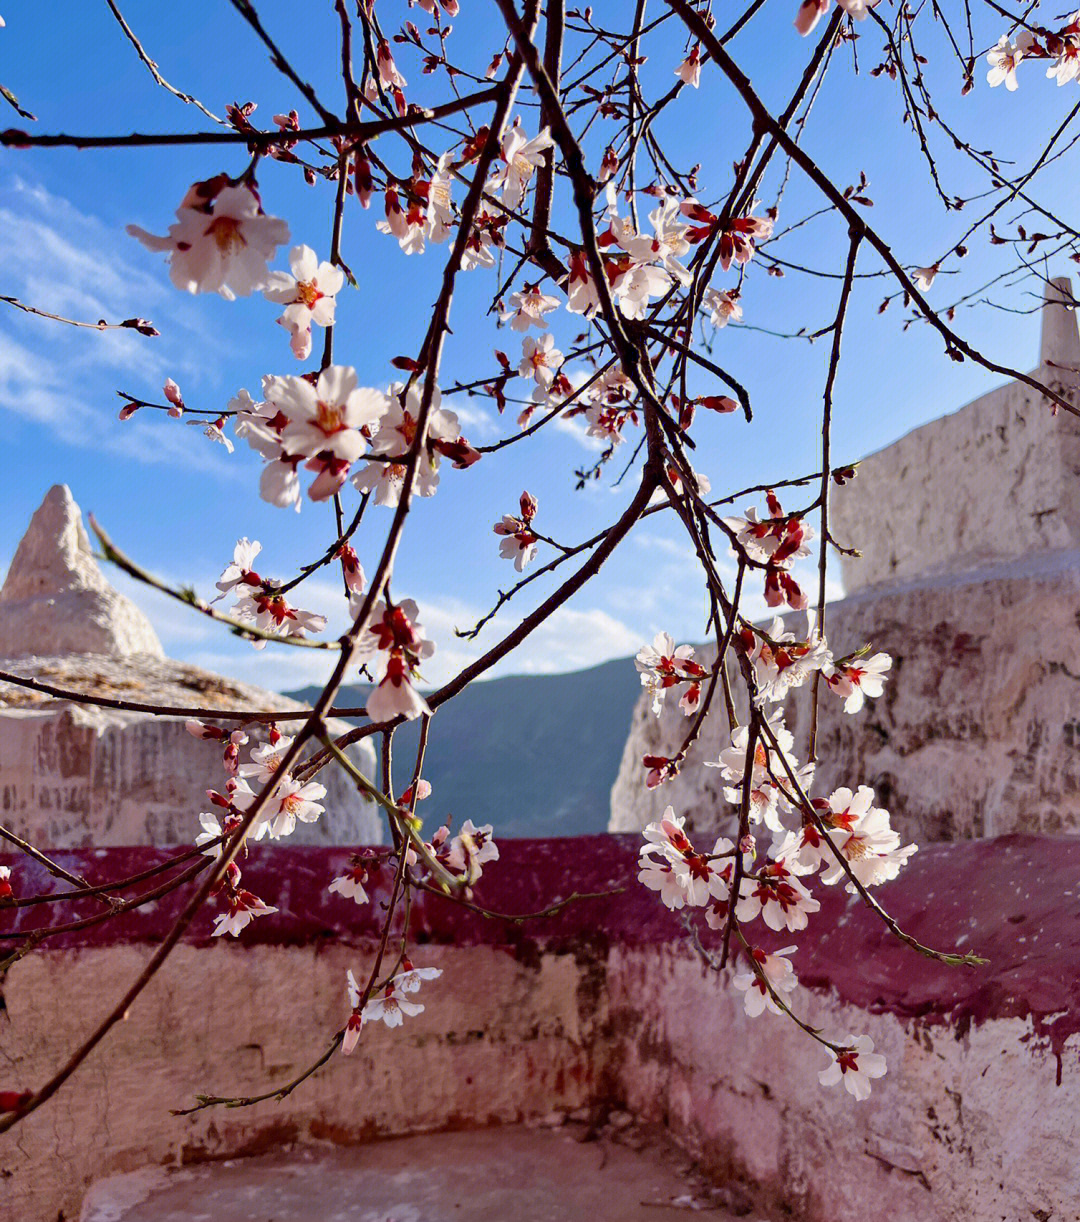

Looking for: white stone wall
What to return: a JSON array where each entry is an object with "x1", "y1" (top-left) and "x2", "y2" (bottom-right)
[
  {"x1": 611, "y1": 277, "x2": 1080, "y2": 843},
  {"x1": 1, "y1": 942, "x2": 600, "y2": 1221},
  {"x1": 608, "y1": 944, "x2": 1079, "y2": 1222},
  {"x1": 611, "y1": 553, "x2": 1080, "y2": 842},
  {"x1": 0, "y1": 700, "x2": 381, "y2": 848},
  {"x1": 4, "y1": 936, "x2": 1073, "y2": 1222},
  {"x1": 832, "y1": 278, "x2": 1080, "y2": 595}
]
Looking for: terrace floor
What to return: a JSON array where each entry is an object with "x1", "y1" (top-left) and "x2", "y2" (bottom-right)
[{"x1": 80, "y1": 1124, "x2": 757, "y2": 1221}]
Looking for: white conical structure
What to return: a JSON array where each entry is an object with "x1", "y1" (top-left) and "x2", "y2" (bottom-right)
[
  {"x1": 1039, "y1": 275, "x2": 1080, "y2": 372},
  {"x1": 0, "y1": 484, "x2": 164, "y2": 659}
]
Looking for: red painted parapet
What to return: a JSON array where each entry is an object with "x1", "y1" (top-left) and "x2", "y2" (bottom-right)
[{"x1": 2, "y1": 833, "x2": 1079, "y2": 1051}]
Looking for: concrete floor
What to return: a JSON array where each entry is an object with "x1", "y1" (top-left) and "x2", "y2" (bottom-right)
[{"x1": 80, "y1": 1125, "x2": 755, "y2": 1221}]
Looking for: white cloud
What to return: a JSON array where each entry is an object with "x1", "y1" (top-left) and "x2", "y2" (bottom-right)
[
  {"x1": 411, "y1": 594, "x2": 642, "y2": 688},
  {"x1": 446, "y1": 399, "x2": 499, "y2": 439},
  {"x1": 0, "y1": 174, "x2": 233, "y2": 473},
  {"x1": 550, "y1": 411, "x2": 604, "y2": 451}
]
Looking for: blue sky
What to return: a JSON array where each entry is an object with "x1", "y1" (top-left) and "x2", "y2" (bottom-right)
[{"x1": 1, "y1": 1, "x2": 1076, "y2": 693}]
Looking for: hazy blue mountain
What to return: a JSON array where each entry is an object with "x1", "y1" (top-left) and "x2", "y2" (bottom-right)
[{"x1": 286, "y1": 656, "x2": 642, "y2": 837}]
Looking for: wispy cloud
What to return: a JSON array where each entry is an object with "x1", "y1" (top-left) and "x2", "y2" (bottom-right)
[{"x1": 0, "y1": 174, "x2": 235, "y2": 475}]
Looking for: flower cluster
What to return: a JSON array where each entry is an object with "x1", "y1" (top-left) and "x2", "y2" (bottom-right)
[
  {"x1": 234, "y1": 367, "x2": 390, "y2": 506},
  {"x1": 638, "y1": 808, "x2": 742, "y2": 912},
  {"x1": 211, "y1": 862, "x2": 278, "y2": 937},
  {"x1": 212, "y1": 538, "x2": 328, "y2": 648},
  {"x1": 494, "y1": 490, "x2": 539, "y2": 571},
  {"x1": 635, "y1": 631, "x2": 709, "y2": 717},
  {"x1": 985, "y1": 16, "x2": 1080, "y2": 91},
  {"x1": 723, "y1": 489, "x2": 813, "y2": 610},
  {"x1": 635, "y1": 542, "x2": 907, "y2": 1097},
  {"x1": 351, "y1": 382, "x2": 478, "y2": 508},
  {"x1": 357, "y1": 598, "x2": 435, "y2": 722},
  {"x1": 128, "y1": 176, "x2": 290, "y2": 299},
  {"x1": 342, "y1": 961, "x2": 443, "y2": 1054},
  {"x1": 420, "y1": 817, "x2": 500, "y2": 885}
]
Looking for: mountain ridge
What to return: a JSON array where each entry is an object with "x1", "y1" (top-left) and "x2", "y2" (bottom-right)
[{"x1": 286, "y1": 655, "x2": 642, "y2": 838}]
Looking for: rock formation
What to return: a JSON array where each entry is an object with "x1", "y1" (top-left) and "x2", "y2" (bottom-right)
[
  {"x1": 0, "y1": 484, "x2": 164, "y2": 659},
  {"x1": 0, "y1": 486, "x2": 380, "y2": 848},
  {"x1": 610, "y1": 276, "x2": 1080, "y2": 842}
]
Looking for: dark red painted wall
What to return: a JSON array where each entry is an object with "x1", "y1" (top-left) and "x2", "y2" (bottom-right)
[{"x1": 3, "y1": 834, "x2": 1078, "y2": 1055}]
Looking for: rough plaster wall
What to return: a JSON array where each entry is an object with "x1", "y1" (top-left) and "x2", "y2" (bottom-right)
[
  {"x1": 0, "y1": 705, "x2": 382, "y2": 847},
  {"x1": 831, "y1": 278, "x2": 1080, "y2": 595},
  {"x1": 607, "y1": 945, "x2": 1079, "y2": 1222},
  {"x1": 832, "y1": 374, "x2": 1080, "y2": 593},
  {"x1": 0, "y1": 942, "x2": 602, "y2": 1221},
  {"x1": 6, "y1": 939, "x2": 1076, "y2": 1222},
  {"x1": 610, "y1": 553, "x2": 1080, "y2": 842}
]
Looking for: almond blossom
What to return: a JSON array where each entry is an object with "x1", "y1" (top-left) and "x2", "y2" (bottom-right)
[
  {"x1": 986, "y1": 35, "x2": 1025, "y2": 90},
  {"x1": 214, "y1": 537, "x2": 262, "y2": 600},
  {"x1": 269, "y1": 366, "x2": 388, "y2": 501},
  {"x1": 128, "y1": 179, "x2": 290, "y2": 299},
  {"x1": 443, "y1": 818, "x2": 499, "y2": 882},
  {"x1": 376, "y1": 38, "x2": 407, "y2": 89},
  {"x1": 495, "y1": 514, "x2": 538, "y2": 570},
  {"x1": 1047, "y1": 28, "x2": 1080, "y2": 85},
  {"x1": 376, "y1": 186, "x2": 425, "y2": 255},
  {"x1": 824, "y1": 650, "x2": 892, "y2": 713},
  {"x1": 563, "y1": 250, "x2": 601, "y2": 317},
  {"x1": 635, "y1": 632, "x2": 708, "y2": 717},
  {"x1": 680, "y1": 199, "x2": 773, "y2": 271},
  {"x1": 818, "y1": 1034, "x2": 887, "y2": 1101},
  {"x1": 707, "y1": 712, "x2": 813, "y2": 835},
  {"x1": 163, "y1": 378, "x2": 185, "y2": 417},
  {"x1": 724, "y1": 492, "x2": 813, "y2": 610},
  {"x1": 494, "y1": 490, "x2": 539, "y2": 571},
  {"x1": 638, "y1": 810, "x2": 739, "y2": 911},
  {"x1": 336, "y1": 542, "x2": 366, "y2": 595},
  {"x1": 703, "y1": 287, "x2": 742, "y2": 327},
  {"x1": 733, "y1": 945, "x2": 798, "y2": 1017},
  {"x1": 817, "y1": 787, "x2": 917, "y2": 892},
  {"x1": 231, "y1": 588, "x2": 328, "y2": 649},
  {"x1": 238, "y1": 730, "x2": 296, "y2": 786},
  {"x1": 263, "y1": 244, "x2": 344, "y2": 359},
  {"x1": 723, "y1": 491, "x2": 814, "y2": 566},
  {"x1": 614, "y1": 261, "x2": 676, "y2": 320},
  {"x1": 352, "y1": 382, "x2": 464, "y2": 507},
  {"x1": 231, "y1": 773, "x2": 328, "y2": 841},
  {"x1": 500, "y1": 285, "x2": 560, "y2": 331},
  {"x1": 362, "y1": 984, "x2": 425, "y2": 1029},
  {"x1": 735, "y1": 859, "x2": 821, "y2": 932},
  {"x1": 635, "y1": 197, "x2": 694, "y2": 287},
  {"x1": 343, "y1": 969, "x2": 366, "y2": 1054},
  {"x1": 211, "y1": 862, "x2": 278, "y2": 937},
  {"x1": 490, "y1": 123, "x2": 554, "y2": 210},
  {"x1": 186, "y1": 415, "x2": 234, "y2": 452},
  {"x1": 643, "y1": 753, "x2": 677, "y2": 789},
  {"x1": 740, "y1": 618, "x2": 832, "y2": 705},
  {"x1": 194, "y1": 810, "x2": 240, "y2": 858},
  {"x1": 358, "y1": 599, "x2": 435, "y2": 723},
  {"x1": 795, "y1": 0, "x2": 875, "y2": 37},
  {"x1": 518, "y1": 333, "x2": 564, "y2": 388},
  {"x1": 912, "y1": 265, "x2": 938, "y2": 291},
  {"x1": 391, "y1": 960, "x2": 443, "y2": 994},
  {"x1": 676, "y1": 46, "x2": 702, "y2": 88},
  {"x1": 329, "y1": 855, "x2": 375, "y2": 905}
]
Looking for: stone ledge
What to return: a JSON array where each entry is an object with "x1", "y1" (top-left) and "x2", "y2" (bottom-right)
[
  {"x1": 3, "y1": 834, "x2": 1078, "y2": 1038},
  {"x1": 2, "y1": 835, "x2": 1078, "y2": 1222}
]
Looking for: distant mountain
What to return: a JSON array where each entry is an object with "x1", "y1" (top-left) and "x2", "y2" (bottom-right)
[{"x1": 286, "y1": 656, "x2": 642, "y2": 838}]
